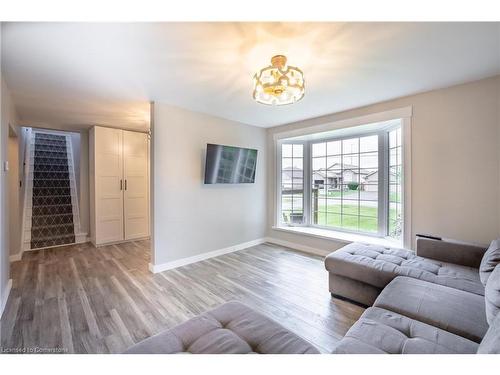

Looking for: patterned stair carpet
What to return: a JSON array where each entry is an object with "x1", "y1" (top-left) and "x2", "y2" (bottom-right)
[{"x1": 31, "y1": 133, "x2": 75, "y2": 249}]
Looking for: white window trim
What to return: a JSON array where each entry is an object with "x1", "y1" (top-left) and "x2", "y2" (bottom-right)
[
  {"x1": 273, "y1": 106, "x2": 412, "y2": 141},
  {"x1": 274, "y1": 107, "x2": 413, "y2": 250}
]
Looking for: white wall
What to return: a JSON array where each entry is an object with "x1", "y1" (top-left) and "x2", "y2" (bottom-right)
[
  {"x1": 71, "y1": 133, "x2": 81, "y2": 200},
  {"x1": 267, "y1": 76, "x2": 500, "y2": 251},
  {"x1": 69, "y1": 130, "x2": 89, "y2": 236},
  {"x1": 152, "y1": 103, "x2": 267, "y2": 266},
  {"x1": 8, "y1": 128, "x2": 20, "y2": 256},
  {"x1": 1, "y1": 22, "x2": 19, "y2": 314},
  {"x1": 0, "y1": 22, "x2": 4, "y2": 314},
  {"x1": 78, "y1": 130, "x2": 89, "y2": 236}
]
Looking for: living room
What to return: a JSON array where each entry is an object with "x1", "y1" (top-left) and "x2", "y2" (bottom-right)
[{"x1": 1, "y1": 0, "x2": 500, "y2": 373}]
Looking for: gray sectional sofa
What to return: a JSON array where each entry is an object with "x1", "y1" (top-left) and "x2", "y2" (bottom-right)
[
  {"x1": 125, "y1": 236, "x2": 500, "y2": 354},
  {"x1": 328, "y1": 237, "x2": 500, "y2": 353}
]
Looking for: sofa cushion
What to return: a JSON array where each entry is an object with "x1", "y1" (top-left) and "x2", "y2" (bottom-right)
[
  {"x1": 332, "y1": 307, "x2": 479, "y2": 354},
  {"x1": 123, "y1": 301, "x2": 319, "y2": 354},
  {"x1": 485, "y1": 264, "x2": 500, "y2": 324},
  {"x1": 480, "y1": 239, "x2": 500, "y2": 286},
  {"x1": 477, "y1": 311, "x2": 500, "y2": 353},
  {"x1": 325, "y1": 243, "x2": 484, "y2": 296},
  {"x1": 373, "y1": 276, "x2": 488, "y2": 343}
]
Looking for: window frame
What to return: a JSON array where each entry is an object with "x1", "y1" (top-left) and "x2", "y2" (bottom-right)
[
  {"x1": 276, "y1": 139, "x2": 308, "y2": 227},
  {"x1": 308, "y1": 130, "x2": 386, "y2": 237},
  {"x1": 387, "y1": 124, "x2": 404, "y2": 241},
  {"x1": 277, "y1": 121, "x2": 406, "y2": 243}
]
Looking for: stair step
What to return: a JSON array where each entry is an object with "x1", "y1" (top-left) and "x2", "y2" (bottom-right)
[
  {"x1": 33, "y1": 187, "x2": 71, "y2": 196},
  {"x1": 34, "y1": 147, "x2": 67, "y2": 154},
  {"x1": 30, "y1": 233, "x2": 75, "y2": 242},
  {"x1": 34, "y1": 145, "x2": 67, "y2": 151},
  {"x1": 33, "y1": 164, "x2": 69, "y2": 172},
  {"x1": 32, "y1": 204, "x2": 73, "y2": 216},
  {"x1": 31, "y1": 222, "x2": 74, "y2": 232},
  {"x1": 32, "y1": 158, "x2": 69, "y2": 166},
  {"x1": 34, "y1": 155, "x2": 68, "y2": 162},
  {"x1": 35, "y1": 134, "x2": 65, "y2": 140},
  {"x1": 34, "y1": 171, "x2": 70, "y2": 179},
  {"x1": 34, "y1": 151, "x2": 68, "y2": 157},
  {"x1": 33, "y1": 180, "x2": 70, "y2": 188},
  {"x1": 33, "y1": 178, "x2": 69, "y2": 187},
  {"x1": 33, "y1": 153, "x2": 68, "y2": 159},
  {"x1": 31, "y1": 234, "x2": 75, "y2": 250},
  {"x1": 32, "y1": 213, "x2": 74, "y2": 227},
  {"x1": 32, "y1": 195, "x2": 72, "y2": 206},
  {"x1": 34, "y1": 141, "x2": 67, "y2": 147},
  {"x1": 32, "y1": 161, "x2": 70, "y2": 166},
  {"x1": 34, "y1": 139, "x2": 66, "y2": 145}
]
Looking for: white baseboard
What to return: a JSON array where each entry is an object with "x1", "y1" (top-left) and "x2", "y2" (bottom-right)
[
  {"x1": 94, "y1": 236, "x2": 150, "y2": 248},
  {"x1": 9, "y1": 252, "x2": 23, "y2": 262},
  {"x1": 149, "y1": 238, "x2": 267, "y2": 273},
  {"x1": 1, "y1": 279, "x2": 13, "y2": 319},
  {"x1": 264, "y1": 236, "x2": 331, "y2": 257},
  {"x1": 75, "y1": 232, "x2": 88, "y2": 243}
]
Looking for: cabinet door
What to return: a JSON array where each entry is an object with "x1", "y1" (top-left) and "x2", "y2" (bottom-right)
[
  {"x1": 95, "y1": 127, "x2": 124, "y2": 244},
  {"x1": 123, "y1": 130, "x2": 149, "y2": 240}
]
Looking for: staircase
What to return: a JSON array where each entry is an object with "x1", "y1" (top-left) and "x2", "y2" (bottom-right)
[{"x1": 22, "y1": 130, "x2": 84, "y2": 250}]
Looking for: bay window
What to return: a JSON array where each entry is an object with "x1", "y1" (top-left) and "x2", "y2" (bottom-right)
[{"x1": 278, "y1": 122, "x2": 404, "y2": 243}]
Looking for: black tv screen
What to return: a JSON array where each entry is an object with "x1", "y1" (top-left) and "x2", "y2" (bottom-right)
[{"x1": 204, "y1": 144, "x2": 258, "y2": 184}]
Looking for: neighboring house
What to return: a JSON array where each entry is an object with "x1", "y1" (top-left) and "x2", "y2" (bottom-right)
[
  {"x1": 361, "y1": 169, "x2": 399, "y2": 192},
  {"x1": 313, "y1": 163, "x2": 373, "y2": 190},
  {"x1": 362, "y1": 170, "x2": 378, "y2": 192},
  {"x1": 283, "y1": 163, "x2": 391, "y2": 192},
  {"x1": 282, "y1": 167, "x2": 304, "y2": 192}
]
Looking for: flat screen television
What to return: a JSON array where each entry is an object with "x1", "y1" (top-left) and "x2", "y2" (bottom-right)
[{"x1": 204, "y1": 144, "x2": 258, "y2": 184}]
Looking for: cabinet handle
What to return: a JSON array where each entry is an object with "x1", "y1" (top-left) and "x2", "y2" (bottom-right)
[
  {"x1": 120, "y1": 179, "x2": 123, "y2": 190},
  {"x1": 125, "y1": 179, "x2": 127, "y2": 191}
]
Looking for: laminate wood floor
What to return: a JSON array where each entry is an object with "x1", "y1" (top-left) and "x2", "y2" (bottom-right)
[{"x1": 0, "y1": 240, "x2": 364, "y2": 353}]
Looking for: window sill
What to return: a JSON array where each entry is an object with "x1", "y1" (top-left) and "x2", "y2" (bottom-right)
[{"x1": 271, "y1": 225, "x2": 403, "y2": 248}]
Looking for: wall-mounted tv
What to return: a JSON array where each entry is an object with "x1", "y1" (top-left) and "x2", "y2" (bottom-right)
[{"x1": 204, "y1": 144, "x2": 258, "y2": 184}]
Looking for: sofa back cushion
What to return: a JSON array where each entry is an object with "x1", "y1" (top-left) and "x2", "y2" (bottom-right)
[
  {"x1": 480, "y1": 240, "x2": 500, "y2": 286},
  {"x1": 477, "y1": 309, "x2": 500, "y2": 353},
  {"x1": 485, "y1": 264, "x2": 500, "y2": 325}
]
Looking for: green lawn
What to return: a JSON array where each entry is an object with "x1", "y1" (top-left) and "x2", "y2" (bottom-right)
[
  {"x1": 282, "y1": 190, "x2": 400, "y2": 233},
  {"x1": 314, "y1": 202, "x2": 380, "y2": 233},
  {"x1": 315, "y1": 201, "x2": 397, "y2": 233}
]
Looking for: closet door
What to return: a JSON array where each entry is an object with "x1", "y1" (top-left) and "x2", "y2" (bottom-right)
[
  {"x1": 95, "y1": 127, "x2": 124, "y2": 244},
  {"x1": 123, "y1": 130, "x2": 149, "y2": 240}
]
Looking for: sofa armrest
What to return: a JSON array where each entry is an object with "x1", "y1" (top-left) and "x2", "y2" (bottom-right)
[{"x1": 416, "y1": 237, "x2": 487, "y2": 268}]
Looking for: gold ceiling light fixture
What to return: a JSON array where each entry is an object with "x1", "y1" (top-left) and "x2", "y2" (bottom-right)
[{"x1": 253, "y1": 55, "x2": 305, "y2": 106}]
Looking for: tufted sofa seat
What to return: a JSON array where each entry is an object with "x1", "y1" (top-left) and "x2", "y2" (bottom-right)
[
  {"x1": 331, "y1": 238, "x2": 500, "y2": 354},
  {"x1": 325, "y1": 240, "x2": 485, "y2": 306},
  {"x1": 332, "y1": 307, "x2": 479, "y2": 354},
  {"x1": 124, "y1": 301, "x2": 319, "y2": 354},
  {"x1": 372, "y1": 276, "x2": 488, "y2": 343}
]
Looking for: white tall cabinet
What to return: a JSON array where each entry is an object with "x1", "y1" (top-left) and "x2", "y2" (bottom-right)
[{"x1": 89, "y1": 126, "x2": 150, "y2": 246}]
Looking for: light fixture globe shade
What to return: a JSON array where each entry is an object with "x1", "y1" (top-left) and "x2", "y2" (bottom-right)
[{"x1": 253, "y1": 55, "x2": 305, "y2": 106}]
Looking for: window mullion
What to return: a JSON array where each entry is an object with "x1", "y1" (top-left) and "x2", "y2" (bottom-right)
[
  {"x1": 304, "y1": 141, "x2": 311, "y2": 226},
  {"x1": 379, "y1": 131, "x2": 388, "y2": 237}
]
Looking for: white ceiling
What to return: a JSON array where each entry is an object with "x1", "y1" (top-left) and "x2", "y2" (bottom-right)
[{"x1": 2, "y1": 22, "x2": 499, "y2": 131}]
